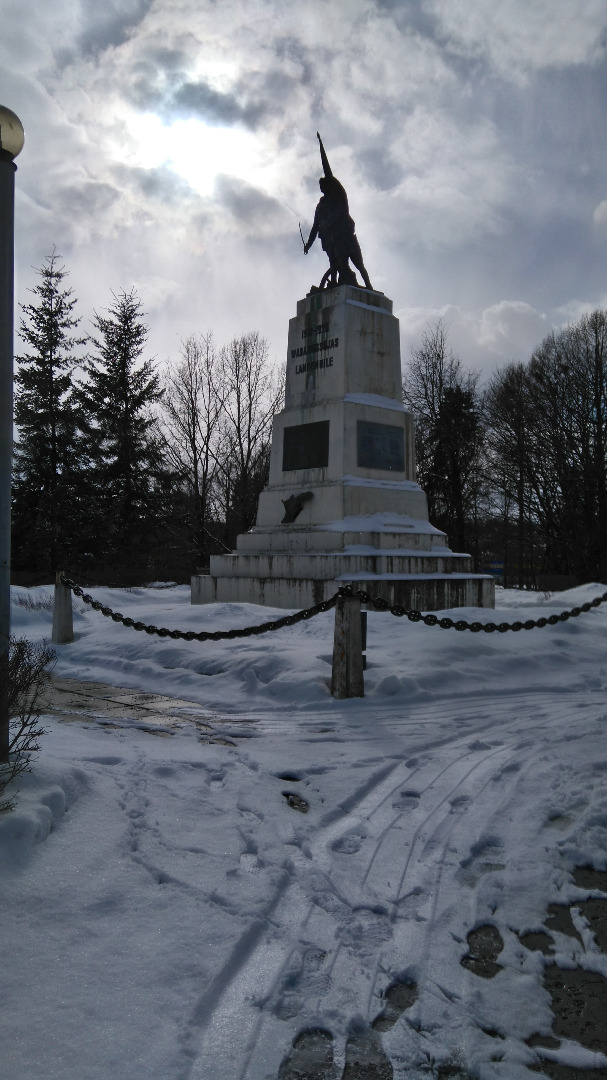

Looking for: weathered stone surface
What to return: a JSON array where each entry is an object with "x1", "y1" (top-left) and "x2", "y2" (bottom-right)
[
  {"x1": 52, "y1": 571, "x2": 74, "y2": 644},
  {"x1": 193, "y1": 286, "x2": 494, "y2": 612},
  {"x1": 192, "y1": 570, "x2": 494, "y2": 610}
]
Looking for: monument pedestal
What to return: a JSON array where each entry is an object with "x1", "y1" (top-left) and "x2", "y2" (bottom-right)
[{"x1": 192, "y1": 285, "x2": 494, "y2": 610}]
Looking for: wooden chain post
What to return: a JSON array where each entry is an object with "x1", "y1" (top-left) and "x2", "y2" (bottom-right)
[
  {"x1": 331, "y1": 593, "x2": 364, "y2": 699},
  {"x1": 52, "y1": 571, "x2": 73, "y2": 644}
]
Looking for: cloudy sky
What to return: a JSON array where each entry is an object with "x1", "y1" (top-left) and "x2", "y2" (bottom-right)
[{"x1": 2, "y1": 0, "x2": 607, "y2": 379}]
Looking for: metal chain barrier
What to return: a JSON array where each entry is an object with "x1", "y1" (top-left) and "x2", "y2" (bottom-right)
[
  {"x1": 60, "y1": 574, "x2": 607, "y2": 640},
  {"x1": 351, "y1": 587, "x2": 607, "y2": 632},
  {"x1": 59, "y1": 574, "x2": 341, "y2": 640}
]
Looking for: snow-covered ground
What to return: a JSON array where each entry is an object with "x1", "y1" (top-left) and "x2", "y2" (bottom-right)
[{"x1": 2, "y1": 582, "x2": 607, "y2": 1079}]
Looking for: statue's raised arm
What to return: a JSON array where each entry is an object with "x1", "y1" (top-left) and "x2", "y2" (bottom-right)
[
  {"x1": 317, "y1": 131, "x2": 333, "y2": 180},
  {"x1": 303, "y1": 133, "x2": 373, "y2": 292}
]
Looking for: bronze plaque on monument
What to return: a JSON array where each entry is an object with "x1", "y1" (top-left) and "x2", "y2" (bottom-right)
[
  {"x1": 283, "y1": 420, "x2": 330, "y2": 471},
  {"x1": 357, "y1": 420, "x2": 405, "y2": 471}
]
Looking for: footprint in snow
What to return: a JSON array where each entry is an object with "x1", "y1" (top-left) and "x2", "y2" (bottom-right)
[
  {"x1": 391, "y1": 790, "x2": 420, "y2": 811},
  {"x1": 332, "y1": 832, "x2": 364, "y2": 854},
  {"x1": 277, "y1": 1028, "x2": 334, "y2": 1079},
  {"x1": 342, "y1": 1029, "x2": 393, "y2": 1079},
  {"x1": 457, "y1": 836, "x2": 505, "y2": 886},
  {"x1": 283, "y1": 791, "x2": 310, "y2": 814},
  {"x1": 371, "y1": 979, "x2": 418, "y2": 1031},
  {"x1": 277, "y1": 1026, "x2": 394, "y2": 1080},
  {"x1": 460, "y1": 924, "x2": 504, "y2": 978}
]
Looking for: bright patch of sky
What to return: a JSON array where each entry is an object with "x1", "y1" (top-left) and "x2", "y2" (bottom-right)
[
  {"x1": 121, "y1": 113, "x2": 265, "y2": 196},
  {"x1": 2, "y1": 0, "x2": 607, "y2": 372}
]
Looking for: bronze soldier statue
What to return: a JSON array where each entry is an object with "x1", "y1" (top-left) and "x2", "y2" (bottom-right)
[{"x1": 304, "y1": 133, "x2": 373, "y2": 291}]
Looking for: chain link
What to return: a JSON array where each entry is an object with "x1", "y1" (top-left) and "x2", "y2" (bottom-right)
[
  {"x1": 60, "y1": 574, "x2": 340, "y2": 640},
  {"x1": 348, "y1": 589, "x2": 607, "y2": 631},
  {"x1": 59, "y1": 574, "x2": 607, "y2": 640}
]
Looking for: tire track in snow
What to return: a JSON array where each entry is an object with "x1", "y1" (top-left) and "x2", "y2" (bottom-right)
[
  {"x1": 311, "y1": 737, "x2": 519, "y2": 1026},
  {"x1": 180, "y1": 761, "x2": 410, "y2": 1080},
  {"x1": 184, "y1": 728, "x2": 516, "y2": 1076},
  {"x1": 365, "y1": 743, "x2": 538, "y2": 1019},
  {"x1": 181, "y1": 692, "x2": 599, "y2": 1078},
  {"x1": 363, "y1": 695, "x2": 592, "y2": 1053},
  {"x1": 274, "y1": 693, "x2": 576, "y2": 1055},
  {"x1": 179, "y1": 869, "x2": 296, "y2": 1080}
]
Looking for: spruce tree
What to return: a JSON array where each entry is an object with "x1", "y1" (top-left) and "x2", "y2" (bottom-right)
[
  {"x1": 13, "y1": 252, "x2": 87, "y2": 575},
  {"x1": 78, "y1": 289, "x2": 163, "y2": 575}
]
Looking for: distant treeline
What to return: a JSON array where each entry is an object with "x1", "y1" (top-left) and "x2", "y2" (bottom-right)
[
  {"x1": 403, "y1": 314, "x2": 607, "y2": 589},
  {"x1": 12, "y1": 252, "x2": 607, "y2": 589}
]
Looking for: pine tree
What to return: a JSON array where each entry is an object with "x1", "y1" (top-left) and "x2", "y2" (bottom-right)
[
  {"x1": 13, "y1": 252, "x2": 87, "y2": 574},
  {"x1": 78, "y1": 289, "x2": 164, "y2": 574}
]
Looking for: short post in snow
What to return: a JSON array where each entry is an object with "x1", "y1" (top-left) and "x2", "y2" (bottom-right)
[
  {"x1": 52, "y1": 571, "x2": 73, "y2": 644},
  {"x1": 331, "y1": 591, "x2": 364, "y2": 699}
]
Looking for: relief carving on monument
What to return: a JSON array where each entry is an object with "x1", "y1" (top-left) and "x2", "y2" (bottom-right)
[{"x1": 281, "y1": 491, "x2": 314, "y2": 524}]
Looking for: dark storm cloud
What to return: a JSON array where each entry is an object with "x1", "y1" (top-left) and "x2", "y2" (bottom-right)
[
  {"x1": 373, "y1": 0, "x2": 451, "y2": 55},
  {"x1": 171, "y1": 80, "x2": 266, "y2": 129},
  {"x1": 113, "y1": 162, "x2": 198, "y2": 205},
  {"x1": 356, "y1": 146, "x2": 404, "y2": 192},
  {"x1": 122, "y1": 47, "x2": 188, "y2": 116},
  {"x1": 490, "y1": 62, "x2": 607, "y2": 187},
  {"x1": 214, "y1": 175, "x2": 289, "y2": 232},
  {"x1": 123, "y1": 49, "x2": 268, "y2": 130},
  {"x1": 77, "y1": 0, "x2": 156, "y2": 57},
  {"x1": 124, "y1": 26, "x2": 322, "y2": 135},
  {"x1": 54, "y1": 180, "x2": 120, "y2": 221},
  {"x1": 272, "y1": 34, "x2": 317, "y2": 89},
  {"x1": 424, "y1": 0, "x2": 607, "y2": 80}
]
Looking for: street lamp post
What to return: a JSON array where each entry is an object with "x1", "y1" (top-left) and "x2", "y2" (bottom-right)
[{"x1": 0, "y1": 105, "x2": 24, "y2": 763}]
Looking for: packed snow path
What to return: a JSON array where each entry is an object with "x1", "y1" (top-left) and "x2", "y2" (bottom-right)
[{"x1": 2, "y1": 584, "x2": 607, "y2": 1079}]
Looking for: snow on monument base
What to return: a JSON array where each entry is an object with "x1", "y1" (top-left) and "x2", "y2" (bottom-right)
[{"x1": 192, "y1": 285, "x2": 494, "y2": 611}]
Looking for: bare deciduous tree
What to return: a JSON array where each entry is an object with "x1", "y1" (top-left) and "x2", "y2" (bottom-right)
[
  {"x1": 159, "y1": 330, "x2": 283, "y2": 564},
  {"x1": 403, "y1": 321, "x2": 486, "y2": 557},
  {"x1": 161, "y1": 334, "x2": 225, "y2": 566},
  {"x1": 486, "y1": 310, "x2": 607, "y2": 584},
  {"x1": 215, "y1": 332, "x2": 283, "y2": 547}
]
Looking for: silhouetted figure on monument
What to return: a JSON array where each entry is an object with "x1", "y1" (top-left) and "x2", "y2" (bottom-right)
[{"x1": 304, "y1": 133, "x2": 373, "y2": 292}]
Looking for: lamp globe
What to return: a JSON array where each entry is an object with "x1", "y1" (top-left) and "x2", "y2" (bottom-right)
[{"x1": 0, "y1": 106, "x2": 24, "y2": 159}]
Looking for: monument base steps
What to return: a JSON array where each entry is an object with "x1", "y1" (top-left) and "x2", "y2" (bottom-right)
[{"x1": 192, "y1": 566, "x2": 493, "y2": 611}]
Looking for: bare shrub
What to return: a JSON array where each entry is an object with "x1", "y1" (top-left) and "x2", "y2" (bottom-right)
[
  {"x1": 12, "y1": 592, "x2": 54, "y2": 612},
  {"x1": 1, "y1": 637, "x2": 56, "y2": 813}
]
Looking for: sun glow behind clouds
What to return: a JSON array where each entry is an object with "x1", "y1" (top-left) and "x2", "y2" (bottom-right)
[{"x1": 124, "y1": 113, "x2": 265, "y2": 196}]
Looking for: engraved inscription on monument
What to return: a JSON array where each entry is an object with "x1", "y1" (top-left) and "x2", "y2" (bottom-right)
[
  {"x1": 357, "y1": 420, "x2": 405, "y2": 472},
  {"x1": 291, "y1": 320, "x2": 339, "y2": 375},
  {"x1": 283, "y1": 420, "x2": 330, "y2": 471}
]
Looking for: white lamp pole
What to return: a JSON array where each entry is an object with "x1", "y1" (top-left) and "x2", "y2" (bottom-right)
[{"x1": 0, "y1": 105, "x2": 24, "y2": 762}]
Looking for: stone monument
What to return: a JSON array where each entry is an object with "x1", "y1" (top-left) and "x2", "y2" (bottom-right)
[{"x1": 192, "y1": 138, "x2": 494, "y2": 611}]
